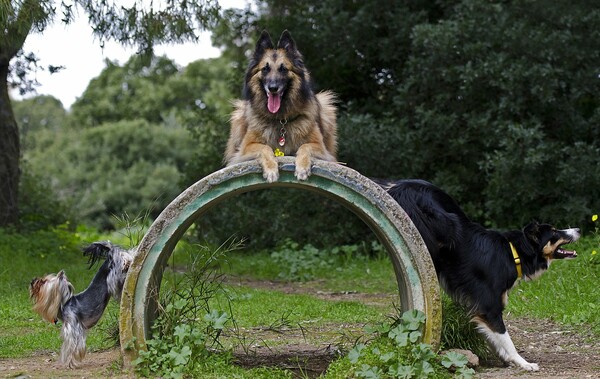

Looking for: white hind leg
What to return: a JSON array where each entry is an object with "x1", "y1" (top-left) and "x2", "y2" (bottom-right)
[{"x1": 475, "y1": 319, "x2": 539, "y2": 371}]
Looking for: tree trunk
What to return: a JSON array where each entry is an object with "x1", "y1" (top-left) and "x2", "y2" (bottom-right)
[{"x1": 0, "y1": 59, "x2": 20, "y2": 226}]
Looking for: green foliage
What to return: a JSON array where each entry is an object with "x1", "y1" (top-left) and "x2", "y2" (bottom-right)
[
  {"x1": 15, "y1": 97, "x2": 70, "y2": 231},
  {"x1": 269, "y1": 240, "x2": 386, "y2": 282},
  {"x1": 326, "y1": 310, "x2": 474, "y2": 379},
  {"x1": 17, "y1": 0, "x2": 599, "y2": 239},
  {"x1": 70, "y1": 56, "x2": 181, "y2": 126},
  {"x1": 134, "y1": 312, "x2": 227, "y2": 378},
  {"x1": 12, "y1": 95, "x2": 67, "y2": 149},
  {"x1": 69, "y1": 55, "x2": 233, "y2": 183},
  {"x1": 72, "y1": 0, "x2": 220, "y2": 55},
  {"x1": 3, "y1": 0, "x2": 221, "y2": 228},
  {"x1": 271, "y1": 239, "x2": 339, "y2": 282},
  {"x1": 174, "y1": 57, "x2": 236, "y2": 181},
  {"x1": 216, "y1": 0, "x2": 600, "y2": 231},
  {"x1": 393, "y1": 0, "x2": 600, "y2": 227},
  {"x1": 196, "y1": 188, "x2": 373, "y2": 249},
  {"x1": 17, "y1": 163, "x2": 73, "y2": 231},
  {"x1": 19, "y1": 54, "x2": 234, "y2": 229},
  {"x1": 25, "y1": 119, "x2": 195, "y2": 228},
  {"x1": 222, "y1": 242, "x2": 397, "y2": 295}
]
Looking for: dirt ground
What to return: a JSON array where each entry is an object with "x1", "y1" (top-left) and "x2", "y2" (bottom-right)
[{"x1": 2, "y1": 280, "x2": 598, "y2": 378}]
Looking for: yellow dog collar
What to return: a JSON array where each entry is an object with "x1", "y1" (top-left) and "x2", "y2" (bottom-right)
[{"x1": 509, "y1": 242, "x2": 522, "y2": 279}]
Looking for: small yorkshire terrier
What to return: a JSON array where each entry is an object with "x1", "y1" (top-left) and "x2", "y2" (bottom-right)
[{"x1": 29, "y1": 241, "x2": 136, "y2": 368}]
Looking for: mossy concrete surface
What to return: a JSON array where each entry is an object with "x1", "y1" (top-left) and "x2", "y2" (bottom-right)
[{"x1": 119, "y1": 157, "x2": 441, "y2": 363}]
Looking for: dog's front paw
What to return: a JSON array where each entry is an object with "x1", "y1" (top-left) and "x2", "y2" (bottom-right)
[
  {"x1": 520, "y1": 362, "x2": 539, "y2": 371},
  {"x1": 294, "y1": 157, "x2": 311, "y2": 181},
  {"x1": 294, "y1": 165, "x2": 311, "y2": 181},
  {"x1": 260, "y1": 156, "x2": 279, "y2": 183},
  {"x1": 263, "y1": 167, "x2": 279, "y2": 183}
]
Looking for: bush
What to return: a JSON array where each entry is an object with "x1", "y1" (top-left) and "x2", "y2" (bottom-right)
[
  {"x1": 18, "y1": 164, "x2": 73, "y2": 231},
  {"x1": 25, "y1": 119, "x2": 196, "y2": 229},
  {"x1": 195, "y1": 188, "x2": 374, "y2": 249}
]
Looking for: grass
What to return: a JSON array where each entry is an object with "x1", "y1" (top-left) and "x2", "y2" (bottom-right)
[
  {"x1": 159, "y1": 241, "x2": 398, "y2": 355},
  {"x1": 1, "y1": 225, "x2": 598, "y2": 377},
  {"x1": 212, "y1": 286, "x2": 389, "y2": 326},
  {"x1": 219, "y1": 241, "x2": 398, "y2": 294}
]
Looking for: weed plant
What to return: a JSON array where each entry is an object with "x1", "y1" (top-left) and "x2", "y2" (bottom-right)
[
  {"x1": 270, "y1": 239, "x2": 387, "y2": 282},
  {"x1": 439, "y1": 296, "x2": 490, "y2": 360},
  {"x1": 325, "y1": 310, "x2": 475, "y2": 379},
  {"x1": 133, "y1": 240, "x2": 240, "y2": 377}
]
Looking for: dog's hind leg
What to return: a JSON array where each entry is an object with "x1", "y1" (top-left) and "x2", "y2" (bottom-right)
[
  {"x1": 60, "y1": 313, "x2": 87, "y2": 368},
  {"x1": 473, "y1": 316, "x2": 539, "y2": 371}
]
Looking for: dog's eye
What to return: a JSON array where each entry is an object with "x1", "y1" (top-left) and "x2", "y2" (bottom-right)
[
  {"x1": 278, "y1": 64, "x2": 288, "y2": 73},
  {"x1": 261, "y1": 64, "x2": 270, "y2": 74}
]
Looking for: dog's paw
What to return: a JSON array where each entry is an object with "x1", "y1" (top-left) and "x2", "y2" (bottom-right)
[
  {"x1": 520, "y1": 362, "x2": 539, "y2": 371},
  {"x1": 263, "y1": 167, "x2": 279, "y2": 183},
  {"x1": 294, "y1": 166, "x2": 311, "y2": 181},
  {"x1": 294, "y1": 156, "x2": 312, "y2": 180}
]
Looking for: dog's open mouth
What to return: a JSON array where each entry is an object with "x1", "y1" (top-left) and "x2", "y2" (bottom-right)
[
  {"x1": 554, "y1": 246, "x2": 577, "y2": 259},
  {"x1": 267, "y1": 92, "x2": 282, "y2": 113}
]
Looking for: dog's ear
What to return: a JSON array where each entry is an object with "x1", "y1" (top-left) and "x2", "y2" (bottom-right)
[
  {"x1": 255, "y1": 30, "x2": 274, "y2": 56},
  {"x1": 277, "y1": 30, "x2": 297, "y2": 52},
  {"x1": 277, "y1": 30, "x2": 305, "y2": 69},
  {"x1": 523, "y1": 221, "x2": 540, "y2": 242},
  {"x1": 58, "y1": 270, "x2": 67, "y2": 280}
]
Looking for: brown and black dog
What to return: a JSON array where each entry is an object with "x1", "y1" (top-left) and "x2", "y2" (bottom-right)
[{"x1": 225, "y1": 30, "x2": 337, "y2": 182}]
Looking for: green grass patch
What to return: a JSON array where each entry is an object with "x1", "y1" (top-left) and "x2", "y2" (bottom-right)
[
  {"x1": 2, "y1": 225, "x2": 598, "y2": 378},
  {"x1": 214, "y1": 286, "x2": 389, "y2": 326},
  {"x1": 220, "y1": 240, "x2": 398, "y2": 294}
]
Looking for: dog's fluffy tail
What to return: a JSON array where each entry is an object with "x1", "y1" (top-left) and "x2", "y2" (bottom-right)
[
  {"x1": 82, "y1": 241, "x2": 136, "y2": 300},
  {"x1": 82, "y1": 241, "x2": 114, "y2": 268}
]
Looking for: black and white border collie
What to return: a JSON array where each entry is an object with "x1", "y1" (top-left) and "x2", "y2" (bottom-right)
[{"x1": 380, "y1": 179, "x2": 580, "y2": 371}]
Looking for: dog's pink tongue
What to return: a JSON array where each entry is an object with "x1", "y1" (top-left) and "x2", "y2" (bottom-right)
[{"x1": 267, "y1": 93, "x2": 281, "y2": 113}]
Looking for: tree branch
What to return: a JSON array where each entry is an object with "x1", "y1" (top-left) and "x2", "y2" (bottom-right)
[{"x1": 1, "y1": 0, "x2": 53, "y2": 59}]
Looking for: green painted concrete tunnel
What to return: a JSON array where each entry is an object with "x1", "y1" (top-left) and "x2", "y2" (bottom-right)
[{"x1": 119, "y1": 157, "x2": 442, "y2": 362}]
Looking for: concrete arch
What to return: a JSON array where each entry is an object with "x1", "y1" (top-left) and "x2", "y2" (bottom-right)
[{"x1": 120, "y1": 157, "x2": 441, "y2": 362}]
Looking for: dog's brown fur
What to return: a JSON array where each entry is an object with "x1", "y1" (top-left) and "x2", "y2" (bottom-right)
[{"x1": 225, "y1": 30, "x2": 337, "y2": 182}]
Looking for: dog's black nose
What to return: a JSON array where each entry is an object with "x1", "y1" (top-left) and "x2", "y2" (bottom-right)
[{"x1": 268, "y1": 84, "x2": 279, "y2": 93}]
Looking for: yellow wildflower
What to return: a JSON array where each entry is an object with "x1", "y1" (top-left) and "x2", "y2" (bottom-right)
[
  {"x1": 592, "y1": 250, "x2": 597, "y2": 256},
  {"x1": 593, "y1": 214, "x2": 598, "y2": 222},
  {"x1": 274, "y1": 148, "x2": 285, "y2": 157}
]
